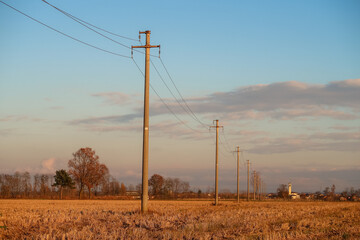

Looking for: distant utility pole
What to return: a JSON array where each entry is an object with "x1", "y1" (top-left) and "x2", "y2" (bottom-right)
[
  {"x1": 247, "y1": 160, "x2": 250, "y2": 201},
  {"x1": 132, "y1": 31, "x2": 160, "y2": 214},
  {"x1": 236, "y1": 146, "x2": 241, "y2": 203},
  {"x1": 210, "y1": 120, "x2": 223, "y2": 206},
  {"x1": 253, "y1": 170, "x2": 256, "y2": 200}
]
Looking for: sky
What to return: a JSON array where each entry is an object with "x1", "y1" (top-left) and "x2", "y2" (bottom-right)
[{"x1": 0, "y1": 0, "x2": 359, "y2": 193}]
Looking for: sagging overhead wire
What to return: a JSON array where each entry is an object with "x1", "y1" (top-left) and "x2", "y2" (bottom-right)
[
  {"x1": 42, "y1": 0, "x2": 212, "y2": 135},
  {"x1": 0, "y1": 0, "x2": 131, "y2": 59},
  {"x1": 221, "y1": 128, "x2": 234, "y2": 153},
  {"x1": 132, "y1": 57, "x2": 206, "y2": 134},
  {"x1": 41, "y1": 0, "x2": 138, "y2": 42},
  {"x1": 41, "y1": 0, "x2": 132, "y2": 50},
  {"x1": 41, "y1": 0, "x2": 157, "y2": 57},
  {"x1": 8, "y1": 0, "x2": 216, "y2": 138},
  {"x1": 151, "y1": 59, "x2": 209, "y2": 130},
  {"x1": 158, "y1": 57, "x2": 210, "y2": 129}
]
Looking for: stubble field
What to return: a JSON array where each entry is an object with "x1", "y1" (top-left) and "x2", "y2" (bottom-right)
[{"x1": 0, "y1": 199, "x2": 359, "y2": 239}]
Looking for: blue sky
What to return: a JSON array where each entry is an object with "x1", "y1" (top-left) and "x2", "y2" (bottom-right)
[{"x1": 0, "y1": 0, "x2": 359, "y2": 193}]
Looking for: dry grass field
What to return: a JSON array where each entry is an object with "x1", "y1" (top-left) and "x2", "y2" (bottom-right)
[{"x1": 0, "y1": 199, "x2": 359, "y2": 239}]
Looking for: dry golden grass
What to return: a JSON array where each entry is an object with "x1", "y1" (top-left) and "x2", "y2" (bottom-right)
[{"x1": 0, "y1": 199, "x2": 359, "y2": 239}]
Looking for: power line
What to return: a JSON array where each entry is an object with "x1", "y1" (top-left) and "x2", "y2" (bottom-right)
[
  {"x1": 4, "y1": 0, "x2": 218, "y2": 141},
  {"x1": 41, "y1": 0, "x2": 158, "y2": 57},
  {"x1": 150, "y1": 59, "x2": 207, "y2": 129},
  {"x1": 41, "y1": 0, "x2": 132, "y2": 50},
  {"x1": 221, "y1": 128, "x2": 234, "y2": 153},
  {"x1": 132, "y1": 57, "x2": 206, "y2": 134},
  {"x1": 159, "y1": 57, "x2": 210, "y2": 129},
  {"x1": 41, "y1": 0, "x2": 138, "y2": 42},
  {"x1": 0, "y1": 0, "x2": 131, "y2": 59}
]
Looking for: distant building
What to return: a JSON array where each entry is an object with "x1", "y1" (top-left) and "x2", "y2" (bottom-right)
[
  {"x1": 290, "y1": 192, "x2": 300, "y2": 199},
  {"x1": 288, "y1": 183, "x2": 300, "y2": 199},
  {"x1": 126, "y1": 191, "x2": 140, "y2": 199}
]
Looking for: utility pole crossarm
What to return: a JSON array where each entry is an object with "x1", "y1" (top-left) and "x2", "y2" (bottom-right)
[
  {"x1": 132, "y1": 45, "x2": 160, "y2": 49},
  {"x1": 131, "y1": 31, "x2": 160, "y2": 59}
]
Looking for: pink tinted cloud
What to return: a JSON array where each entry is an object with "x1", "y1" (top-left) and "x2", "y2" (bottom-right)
[{"x1": 92, "y1": 92, "x2": 131, "y2": 105}]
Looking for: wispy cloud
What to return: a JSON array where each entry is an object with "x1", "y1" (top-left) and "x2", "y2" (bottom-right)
[
  {"x1": 92, "y1": 92, "x2": 132, "y2": 105},
  {"x1": 150, "y1": 121, "x2": 209, "y2": 140},
  {"x1": 247, "y1": 131, "x2": 360, "y2": 154},
  {"x1": 69, "y1": 113, "x2": 142, "y2": 125},
  {"x1": 149, "y1": 79, "x2": 360, "y2": 120},
  {"x1": 49, "y1": 106, "x2": 64, "y2": 110},
  {"x1": 0, "y1": 115, "x2": 45, "y2": 122},
  {"x1": 0, "y1": 128, "x2": 15, "y2": 136},
  {"x1": 330, "y1": 125, "x2": 359, "y2": 131},
  {"x1": 80, "y1": 125, "x2": 141, "y2": 133}
]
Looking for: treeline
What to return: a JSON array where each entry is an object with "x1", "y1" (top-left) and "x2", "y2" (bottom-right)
[
  {"x1": 147, "y1": 174, "x2": 190, "y2": 199},
  {"x1": 0, "y1": 172, "x2": 127, "y2": 199},
  {"x1": 0, "y1": 147, "x2": 194, "y2": 199},
  {"x1": 0, "y1": 172, "x2": 194, "y2": 200}
]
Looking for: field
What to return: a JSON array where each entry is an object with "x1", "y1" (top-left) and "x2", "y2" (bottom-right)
[{"x1": 0, "y1": 200, "x2": 359, "y2": 239}]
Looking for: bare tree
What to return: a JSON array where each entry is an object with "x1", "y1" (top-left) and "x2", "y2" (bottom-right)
[
  {"x1": 0, "y1": 172, "x2": 32, "y2": 198},
  {"x1": 180, "y1": 181, "x2": 190, "y2": 193},
  {"x1": 149, "y1": 174, "x2": 164, "y2": 197},
  {"x1": 163, "y1": 178, "x2": 175, "y2": 196},
  {"x1": 33, "y1": 174, "x2": 41, "y2": 197},
  {"x1": 40, "y1": 174, "x2": 50, "y2": 197},
  {"x1": 173, "y1": 178, "x2": 181, "y2": 195},
  {"x1": 120, "y1": 183, "x2": 127, "y2": 195},
  {"x1": 21, "y1": 172, "x2": 32, "y2": 198},
  {"x1": 277, "y1": 184, "x2": 288, "y2": 199},
  {"x1": 323, "y1": 186, "x2": 330, "y2": 196}
]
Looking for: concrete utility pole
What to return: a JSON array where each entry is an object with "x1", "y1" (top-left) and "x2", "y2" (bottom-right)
[
  {"x1": 210, "y1": 120, "x2": 223, "y2": 206},
  {"x1": 253, "y1": 170, "x2": 256, "y2": 200},
  {"x1": 247, "y1": 160, "x2": 250, "y2": 201},
  {"x1": 236, "y1": 146, "x2": 240, "y2": 203},
  {"x1": 132, "y1": 31, "x2": 160, "y2": 214}
]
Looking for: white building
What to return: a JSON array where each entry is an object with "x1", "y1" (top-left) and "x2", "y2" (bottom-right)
[{"x1": 289, "y1": 183, "x2": 300, "y2": 199}]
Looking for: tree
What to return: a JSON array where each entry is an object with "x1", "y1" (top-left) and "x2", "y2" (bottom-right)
[
  {"x1": 86, "y1": 161, "x2": 109, "y2": 198},
  {"x1": 40, "y1": 174, "x2": 50, "y2": 197},
  {"x1": 148, "y1": 174, "x2": 164, "y2": 197},
  {"x1": 33, "y1": 174, "x2": 41, "y2": 196},
  {"x1": 173, "y1": 178, "x2": 181, "y2": 195},
  {"x1": 68, "y1": 147, "x2": 109, "y2": 199},
  {"x1": 323, "y1": 187, "x2": 330, "y2": 196},
  {"x1": 163, "y1": 178, "x2": 175, "y2": 196},
  {"x1": 180, "y1": 181, "x2": 190, "y2": 193},
  {"x1": 52, "y1": 169, "x2": 75, "y2": 199},
  {"x1": 20, "y1": 172, "x2": 32, "y2": 197},
  {"x1": 277, "y1": 184, "x2": 288, "y2": 199},
  {"x1": 120, "y1": 183, "x2": 127, "y2": 195}
]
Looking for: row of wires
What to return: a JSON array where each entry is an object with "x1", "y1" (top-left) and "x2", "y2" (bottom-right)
[
  {"x1": 43, "y1": 0, "x2": 212, "y2": 134},
  {"x1": 1, "y1": 0, "x2": 210, "y2": 136},
  {"x1": 0, "y1": 0, "x2": 131, "y2": 58},
  {"x1": 1, "y1": 0, "x2": 246, "y2": 168}
]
